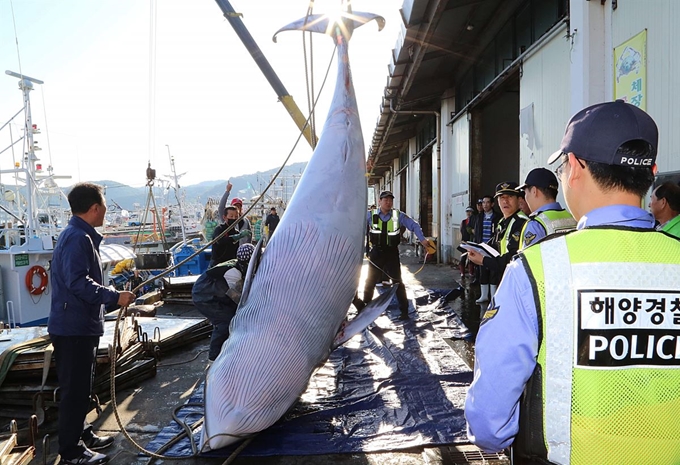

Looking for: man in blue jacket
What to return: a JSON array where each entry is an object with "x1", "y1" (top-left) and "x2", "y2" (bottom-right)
[{"x1": 48, "y1": 183, "x2": 136, "y2": 465}]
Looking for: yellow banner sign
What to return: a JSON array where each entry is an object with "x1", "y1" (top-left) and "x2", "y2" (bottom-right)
[{"x1": 614, "y1": 30, "x2": 647, "y2": 110}]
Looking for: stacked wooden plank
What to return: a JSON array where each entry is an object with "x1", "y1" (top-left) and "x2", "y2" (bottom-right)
[
  {"x1": 0, "y1": 317, "x2": 155, "y2": 425},
  {"x1": 0, "y1": 315, "x2": 209, "y2": 425},
  {"x1": 0, "y1": 417, "x2": 37, "y2": 465}
]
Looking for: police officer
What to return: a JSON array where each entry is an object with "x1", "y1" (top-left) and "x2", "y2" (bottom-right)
[
  {"x1": 363, "y1": 190, "x2": 433, "y2": 320},
  {"x1": 515, "y1": 167, "x2": 576, "y2": 248},
  {"x1": 465, "y1": 101, "x2": 680, "y2": 464},
  {"x1": 468, "y1": 182, "x2": 528, "y2": 304}
]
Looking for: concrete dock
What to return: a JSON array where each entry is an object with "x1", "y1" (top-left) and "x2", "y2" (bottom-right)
[{"x1": 31, "y1": 245, "x2": 507, "y2": 465}]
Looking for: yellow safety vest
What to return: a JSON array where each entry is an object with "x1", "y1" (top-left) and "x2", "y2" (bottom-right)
[
  {"x1": 369, "y1": 209, "x2": 400, "y2": 248},
  {"x1": 518, "y1": 228, "x2": 680, "y2": 465},
  {"x1": 520, "y1": 208, "x2": 576, "y2": 249},
  {"x1": 499, "y1": 211, "x2": 529, "y2": 255}
]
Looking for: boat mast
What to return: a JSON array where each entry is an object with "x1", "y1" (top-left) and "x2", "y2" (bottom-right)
[
  {"x1": 5, "y1": 70, "x2": 43, "y2": 239},
  {"x1": 165, "y1": 145, "x2": 187, "y2": 244}
]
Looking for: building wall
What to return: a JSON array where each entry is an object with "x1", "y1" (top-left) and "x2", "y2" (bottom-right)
[
  {"x1": 430, "y1": 142, "x2": 440, "y2": 245},
  {"x1": 441, "y1": 111, "x2": 471, "y2": 263},
  {"x1": 440, "y1": 93, "x2": 461, "y2": 263},
  {"x1": 374, "y1": 2, "x2": 680, "y2": 263},
  {"x1": 407, "y1": 138, "x2": 420, "y2": 241},
  {"x1": 518, "y1": 23, "x2": 571, "y2": 192},
  {"x1": 611, "y1": 0, "x2": 680, "y2": 175},
  {"x1": 391, "y1": 158, "x2": 400, "y2": 206}
]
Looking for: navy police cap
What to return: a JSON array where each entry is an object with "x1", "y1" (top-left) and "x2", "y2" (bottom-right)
[
  {"x1": 517, "y1": 168, "x2": 559, "y2": 191},
  {"x1": 379, "y1": 190, "x2": 394, "y2": 199},
  {"x1": 547, "y1": 100, "x2": 658, "y2": 167},
  {"x1": 494, "y1": 181, "x2": 520, "y2": 198}
]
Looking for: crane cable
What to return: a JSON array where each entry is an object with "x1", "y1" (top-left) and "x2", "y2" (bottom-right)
[{"x1": 302, "y1": 2, "x2": 317, "y2": 148}]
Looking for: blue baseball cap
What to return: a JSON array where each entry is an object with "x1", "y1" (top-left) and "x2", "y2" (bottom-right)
[
  {"x1": 517, "y1": 168, "x2": 559, "y2": 191},
  {"x1": 548, "y1": 100, "x2": 658, "y2": 167}
]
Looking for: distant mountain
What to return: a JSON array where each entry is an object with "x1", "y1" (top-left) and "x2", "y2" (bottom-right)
[{"x1": 76, "y1": 162, "x2": 308, "y2": 211}]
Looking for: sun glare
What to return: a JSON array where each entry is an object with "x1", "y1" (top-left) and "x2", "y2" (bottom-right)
[{"x1": 316, "y1": 0, "x2": 347, "y2": 28}]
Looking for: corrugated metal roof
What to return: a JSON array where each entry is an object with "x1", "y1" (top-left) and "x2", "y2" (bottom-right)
[{"x1": 367, "y1": 0, "x2": 519, "y2": 183}]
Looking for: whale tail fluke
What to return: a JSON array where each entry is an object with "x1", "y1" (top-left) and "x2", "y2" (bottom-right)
[{"x1": 273, "y1": 11, "x2": 384, "y2": 44}]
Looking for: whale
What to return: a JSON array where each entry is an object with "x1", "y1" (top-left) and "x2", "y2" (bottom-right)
[{"x1": 200, "y1": 11, "x2": 387, "y2": 450}]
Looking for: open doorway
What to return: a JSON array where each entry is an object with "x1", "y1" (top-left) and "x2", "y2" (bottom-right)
[
  {"x1": 470, "y1": 74, "x2": 521, "y2": 200},
  {"x1": 419, "y1": 149, "x2": 433, "y2": 236}
]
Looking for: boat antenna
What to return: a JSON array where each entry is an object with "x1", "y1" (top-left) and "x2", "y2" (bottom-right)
[
  {"x1": 9, "y1": 0, "x2": 24, "y2": 79},
  {"x1": 39, "y1": 86, "x2": 54, "y2": 168}
]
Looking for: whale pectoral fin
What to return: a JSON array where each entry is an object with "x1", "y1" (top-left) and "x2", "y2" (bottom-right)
[
  {"x1": 239, "y1": 237, "x2": 265, "y2": 307},
  {"x1": 331, "y1": 285, "x2": 398, "y2": 349}
]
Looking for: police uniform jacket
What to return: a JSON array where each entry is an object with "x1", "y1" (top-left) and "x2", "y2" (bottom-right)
[
  {"x1": 465, "y1": 205, "x2": 680, "y2": 460},
  {"x1": 480, "y1": 209, "x2": 528, "y2": 274},
  {"x1": 366, "y1": 209, "x2": 427, "y2": 252},
  {"x1": 520, "y1": 201, "x2": 576, "y2": 249}
]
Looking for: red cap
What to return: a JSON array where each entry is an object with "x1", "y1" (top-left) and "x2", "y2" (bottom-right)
[{"x1": 231, "y1": 198, "x2": 243, "y2": 206}]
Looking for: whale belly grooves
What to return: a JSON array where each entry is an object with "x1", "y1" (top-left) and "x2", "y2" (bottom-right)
[
  {"x1": 201, "y1": 10, "x2": 385, "y2": 451},
  {"x1": 202, "y1": 220, "x2": 363, "y2": 449}
]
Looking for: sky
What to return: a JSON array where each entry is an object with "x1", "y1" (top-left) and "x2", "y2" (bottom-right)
[{"x1": 0, "y1": 0, "x2": 403, "y2": 189}]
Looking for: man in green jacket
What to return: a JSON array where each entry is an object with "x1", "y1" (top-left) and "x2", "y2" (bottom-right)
[{"x1": 650, "y1": 181, "x2": 680, "y2": 239}]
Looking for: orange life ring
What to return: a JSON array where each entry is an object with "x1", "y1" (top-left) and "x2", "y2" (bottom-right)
[{"x1": 26, "y1": 265, "x2": 49, "y2": 295}]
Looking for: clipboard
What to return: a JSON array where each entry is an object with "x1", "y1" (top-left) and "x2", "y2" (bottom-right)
[{"x1": 457, "y1": 241, "x2": 500, "y2": 258}]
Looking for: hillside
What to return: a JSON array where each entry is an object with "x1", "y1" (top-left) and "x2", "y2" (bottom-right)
[{"x1": 70, "y1": 162, "x2": 308, "y2": 211}]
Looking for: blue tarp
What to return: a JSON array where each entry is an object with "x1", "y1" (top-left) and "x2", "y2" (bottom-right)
[{"x1": 144, "y1": 288, "x2": 473, "y2": 457}]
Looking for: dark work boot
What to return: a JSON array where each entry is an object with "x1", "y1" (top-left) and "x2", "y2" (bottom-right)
[
  {"x1": 58, "y1": 448, "x2": 109, "y2": 465},
  {"x1": 83, "y1": 434, "x2": 114, "y2": 451},
  {"x1": 352, "y1": 295, "x2": 366, "y2": 313}
]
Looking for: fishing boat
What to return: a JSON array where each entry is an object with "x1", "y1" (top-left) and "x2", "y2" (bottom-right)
[{"x1": 0, "y1": 71, "x2": 66, "y2": 326}]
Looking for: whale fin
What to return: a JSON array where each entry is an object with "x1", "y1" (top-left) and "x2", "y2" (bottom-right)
[
  {"x1": 331, "y1": 285, "x2": 397, "y2": 349},
  {"x1": 273, "y1": 11, "x2": 384, "y2": 44},
  {"x1": 239, "y1": 237, "x2": 264, "y2": 307}
]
